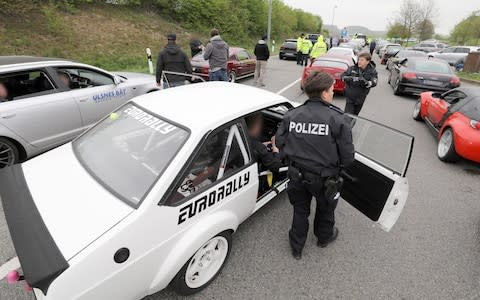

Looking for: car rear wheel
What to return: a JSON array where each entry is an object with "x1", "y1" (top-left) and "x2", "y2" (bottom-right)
[
  {"x1": 171, "y1": 231, "x2": 232, "y2": 296},
  {"x1": 279, "y1": 54, "x2": 284, "y2": 60},
  {"x1": 228, "y1": 71, "x2": 237, "y2": 83},
  {"x1": 437, "y1": 128, "x2": 460, "y2": 162},
  {"x1": 412, "y1": 100, "x2": 423, "y2": 121},
  {"x1": 393, "y1": 78, "x2": 402, "y2": 95},
  {"x1": 0, "y1": 138, "x2": 19, "y2": 168}
]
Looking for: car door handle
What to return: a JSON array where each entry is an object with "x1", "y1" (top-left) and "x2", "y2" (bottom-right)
[
  {"x1": 0, "y1": 113, "x2": 16, "y2": 119},
  {"x1": 78, "y1": 98, "x2": 89, "y2": 103}
]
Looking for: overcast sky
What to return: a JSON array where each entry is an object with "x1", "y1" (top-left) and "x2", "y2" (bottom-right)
[{"x1": 282, "y1": 0, "x2": 479, "y2": 35}]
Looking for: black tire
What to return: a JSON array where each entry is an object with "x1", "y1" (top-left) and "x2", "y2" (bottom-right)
[
  {"x1": 437, "y1": 128, "x2": 460, "y2": 162},
  {"x1": 171, "y1": 231, "x2": 232, "y2": 296},
  {"x1": 0, "y1": 137, "x2": 19, "y2": 168},
  {"x1": 228, "y1": 71, "x2": 236, "y2": 83},
  {"x1": 279, "y1": 54, "x2": 284, "y2": 60},
  {"x1": 387, "y1": 73, "x2": 391, "y2": 84},
  {"x1": 393, "y1": 78, "x2": 402, "y2": 95},
  {"x1": 412, "y1": 100, "x2": 423, "y2": 121}
]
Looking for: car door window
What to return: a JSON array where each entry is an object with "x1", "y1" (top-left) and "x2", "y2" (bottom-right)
[
  {"x1": 442, "y1": 90, "x2": 467, "y2": 104},
  {"x1": 0, "y1": 70, "x2": 55, "y2": 101},
  {"x1": 166, "y1": 122, "x2": 250, "y2": 205},
  {"x1": 237, "y1": 51, "x2": 250, "y2": 61},
  {"x1": 55, "y1": 67, "x2": 114, "y2": 90},
  {"x1": 454, "y1": 48, "x2": 470, "y2": 53},
  {"x1": 441, "y1": 48, "x2": 454, "y2": 53}
]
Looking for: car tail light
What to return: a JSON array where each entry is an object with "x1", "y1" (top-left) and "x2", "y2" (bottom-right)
[
  {"x1": 470, "y1": 120, "x2": 480, "y2": 130},
  {"x1": 450, "y1": 76, "x2": 460, "y2": 86},
  {"x1": 202, "y1": 67, "x2": 209, "y2": 74},
  {"x1": 403, "y1": 72, "x2": 417, "y2": 80}
]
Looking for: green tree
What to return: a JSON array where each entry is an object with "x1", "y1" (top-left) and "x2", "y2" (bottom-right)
[
  {"x1": 387, "y1": 22, "x2": 408, "y2": 39},
  {"x1": 416, "y1": 19, "x2": 434, "y2": 40},
  {"x1": 451, "y1": 11, "x2": 480, "y2": 45}
]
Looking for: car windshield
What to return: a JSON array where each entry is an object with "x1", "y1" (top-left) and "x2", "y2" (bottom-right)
[
  {"x1": 459, "y1": 97, "x2": 480, "y2": 120},
  {"x1": 73, "y1": 103, "x2": 189, "y2": 207},
  {"x1": 312, "y1": 60, "x2": 348, "y2": 69},
  {"x1": 328, "y1": 48, "x2": 351, "y2": 55},
  {"x1": 411, "y1": 60, "x2": 452, "y2": 74}
]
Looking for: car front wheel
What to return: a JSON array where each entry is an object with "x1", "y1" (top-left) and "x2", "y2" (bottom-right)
[
  {"x1": 437, "y1": 128, "x2": 460, "y2": 162},
  {"x1": 228, "y1": 71, "x2": 236, "y2": 83},
  {"x1": 412, "y1": 100, "x2": 423, "y2": 121},
  {"x1": 171, "y1": 231, "x2": 232, "y2": 296},
  {"x1": 0, "y1": 138, "x2": 19, "y2": 168}
]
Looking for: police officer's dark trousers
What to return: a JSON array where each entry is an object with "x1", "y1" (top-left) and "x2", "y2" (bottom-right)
[
  {"x1": 345, "y1": 96, "x2": 366, "y2": 115},
  {"x1": 287, "y1": 168, "x2": 338, "y2": 253}
]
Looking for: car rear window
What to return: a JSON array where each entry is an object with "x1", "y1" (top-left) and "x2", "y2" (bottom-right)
[
  {"x1": 312, "y1": 60, "x2": 348, "y2": 69},
  {"x1": 74, "y1": 103, "x2": 189, "y2": 207},
  {"x1": 459, "y1": 97, "x2": 480, "y2": 120},
  {"x1": 411, "y1": 60, "x2": 452, "y2": 74}
]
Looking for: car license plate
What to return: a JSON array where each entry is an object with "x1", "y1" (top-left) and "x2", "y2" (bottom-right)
[{"x1": 424, "y1": 80, "x2": 443, "y2": 86}]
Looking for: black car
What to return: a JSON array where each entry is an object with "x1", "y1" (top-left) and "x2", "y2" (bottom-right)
[
  {"x1": 388, "y1": 58, "x2": 461, "y2": 95},
  {"x1": 386, "y1": 49, "x2": 427, "y2": 70},
  {"x1": 279, "y1": 39, "x2": 298, "y2": 60}
]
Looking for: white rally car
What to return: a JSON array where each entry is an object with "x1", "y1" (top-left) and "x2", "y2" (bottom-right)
[{"x1": 0, "y1": 82, "x2": 414, "y2": 299}]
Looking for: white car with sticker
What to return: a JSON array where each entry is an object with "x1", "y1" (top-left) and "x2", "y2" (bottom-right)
[{"x1": 0, "y1": 82, "x2": 414, "y2": 299}]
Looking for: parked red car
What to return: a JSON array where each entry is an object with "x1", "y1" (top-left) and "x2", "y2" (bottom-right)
[
  {"x1": 190, "y1": 47, "x2": 256, "y2": 82},
  {"x1": 301, "y1": 56, "x2": 353, "y2": 94},
  {"x1": 412, "y1": 87, "x2": 480, "y2": 163}
]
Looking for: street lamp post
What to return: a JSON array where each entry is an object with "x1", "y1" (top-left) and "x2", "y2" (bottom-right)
[
  {"x1": 331, "y1": 4, "x2": 338, "y2": 26},
  {"x1": 267, "y1": 0, "x2": 272, "y2": 49}
]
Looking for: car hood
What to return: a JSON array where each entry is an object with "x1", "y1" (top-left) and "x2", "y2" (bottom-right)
[{"x1": 21, "y1": 144, "x2": 134, "y2": 260}]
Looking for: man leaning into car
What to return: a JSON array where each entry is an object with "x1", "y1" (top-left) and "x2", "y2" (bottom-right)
[{"x1": 275, "y1": 71, "x2": 355, "y2": 260}]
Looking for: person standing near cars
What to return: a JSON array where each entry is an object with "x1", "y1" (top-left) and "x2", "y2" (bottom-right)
[
  {"x1": 341, "y1": 52, "x2": 378, "y2": 115},
  {"x1": 204, "y1": 28, "x2": 229, "y2": 81},
  {"x1": 369, "y1": 39, "x2": 377, "y2": 55},
  {"x1": 310, "y1": 35, "x2": 327, "y2": 62},
  {"x1": 275, "y1": 71, "x2": 355, "y2": 260},
  {"x1": 300, "y1": 37, "x2": 313, "y2": 67},
  {"x1": 156, "y1": 33, "x2": 192, "y2": 88},
  {"x1": 254, "y1": 35, "x2": 270, "y2": 87},
  {"x1": 189, "y1": 36, "x2": 204, "y2": 58},
  {"x1": 296, "y1": 34, "x2": 305, "y2": 65}
]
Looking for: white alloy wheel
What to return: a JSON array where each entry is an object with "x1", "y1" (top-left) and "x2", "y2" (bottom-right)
[
  {"x1": 437, "y1": 128, "x2": 460, "y2": 162},
  {"x1": 185, "y1": 236, "x2": 229, "y2": 288}
]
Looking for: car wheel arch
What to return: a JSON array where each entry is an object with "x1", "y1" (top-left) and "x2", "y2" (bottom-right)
[
  {"x1": 148, "y1": 211, "x2": 239, "y2": 292},
  {"x1": 0, "y1": 136, "x2": 27, "y2": 162}
]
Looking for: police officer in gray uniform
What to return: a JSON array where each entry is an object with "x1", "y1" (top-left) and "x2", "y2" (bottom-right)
[{"x1": 275, "y1": 71, "x2": 355, "y2": 260}]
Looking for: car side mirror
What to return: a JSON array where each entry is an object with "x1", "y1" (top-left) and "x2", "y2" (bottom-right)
[
  {"x1": 431, "y1": 92, "x2": 442, "y2": 99},
  {"x1": 113, "y1": 76, "x2": 123, "y2": 85}
]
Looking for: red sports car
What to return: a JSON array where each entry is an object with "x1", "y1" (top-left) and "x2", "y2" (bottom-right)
[
  {"x1": 191, "y1": 47, "x2": 256, "y2": 83},
  {"x1": 301, "y1": 56, "x2": 353, "y2": 93},
  {"x1": 412, "y1": 87, "x2": 480, "y2": 163}
]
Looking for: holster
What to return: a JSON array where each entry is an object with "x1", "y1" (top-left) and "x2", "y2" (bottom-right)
[{"x1": 324, "y1": 176, "x2": 344, "y2": 204}]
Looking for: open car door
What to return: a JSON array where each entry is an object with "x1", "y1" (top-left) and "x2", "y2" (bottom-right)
[{"x1": 341, "y1": 116, "x2": 414, "y2": 232}]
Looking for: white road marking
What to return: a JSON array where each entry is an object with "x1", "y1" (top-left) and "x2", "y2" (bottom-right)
[
  {"x1": 276, "y1": 77, "x2": 301, "y2": 95},
  {"x1": 0, "y1": 256, "x2": 20, "y2": 280}
]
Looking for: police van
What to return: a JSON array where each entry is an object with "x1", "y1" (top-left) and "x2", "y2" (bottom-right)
[{"x1": 0, "y1": 82, "x2": 414, "y2": 299}]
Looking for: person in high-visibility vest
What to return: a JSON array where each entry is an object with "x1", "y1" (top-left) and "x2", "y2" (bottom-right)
[
  {"x1": 296, "y1": 33, "x2": 305, "y2": 65},
  {"x1": 310, "y1": 35, "x2": 327, "y2": 62},
  {"x1": 300, "y1": 38, "x2": 313, "y2": 66}
]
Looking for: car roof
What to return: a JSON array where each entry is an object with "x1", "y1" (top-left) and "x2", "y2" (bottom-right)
[
  {"x1": 0, "y1": 56, "x2": 70, "y2": 67},
  {"x1": 317, "y1": 55, "x2": 352, "y2": 64},
  {"x1": 133, "y1": 82, "x2": 288, "y2": 134}
]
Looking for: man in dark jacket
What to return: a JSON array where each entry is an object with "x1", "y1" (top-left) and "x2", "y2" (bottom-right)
[
  {"x1": 204, "y1": 28, "x2": 229, "y2": 81},
  {"x1": 369, "y1": 40, "x2": 377, "y2": 55},
  {"x1": 254, "y1": 35, "x2": 270, "y2": 87},
  {"x1": 341, "y1": 52, "x2": 378, "y2": 115},
  {"x1": 156, "y1": 33, "x2": 193, "y2": 88}
]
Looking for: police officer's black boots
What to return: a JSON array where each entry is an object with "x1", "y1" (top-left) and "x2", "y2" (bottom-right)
[
  {"x1": 291, "y1": 249, "x2": 302, "y2": 260},
  {"x1": 317, "y1": 227, "x2": 339, "y2": 248}
]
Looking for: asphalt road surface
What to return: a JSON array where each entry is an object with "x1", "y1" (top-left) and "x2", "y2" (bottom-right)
[{"x1": 1, "y1": 56, "x2": 480, "y2": 300}]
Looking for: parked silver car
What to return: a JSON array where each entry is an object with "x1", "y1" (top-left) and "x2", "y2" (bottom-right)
[
  {"x1": 427, "y1": 46, "x2": 480, "y2": 66},
  {"x1": 0, "y1": 56, "x2": 159, "y2": 167}
]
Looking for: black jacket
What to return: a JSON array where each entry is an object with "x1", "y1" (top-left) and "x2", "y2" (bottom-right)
[
  {"x1": 156, "y1": 44, "x2": 192, "y2": 84},
  {"x1": 275, "y1": 98, "x2": 355, "y2": 177},
  {"x1": 251, "y1": 138, "x2": 283, "y2": 172},
  {"x1": 254, "y1": 40, "x2": 270, "y2": 61},
  {"x1": 341, "y1": 62, "x2": 378, "y2": 102},
  {"x1": 190, "y1": 39, "x2": 203, "y2": 57}
]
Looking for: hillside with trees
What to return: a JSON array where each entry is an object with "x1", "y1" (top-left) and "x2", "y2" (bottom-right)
[{"x1": 0, "y1": 0, "x2": 322, "y2": 71}]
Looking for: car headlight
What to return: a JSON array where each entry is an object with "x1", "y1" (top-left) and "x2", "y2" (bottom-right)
[{"x1": 470, "y1": 120, "x2": 480, "y2": 130}]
